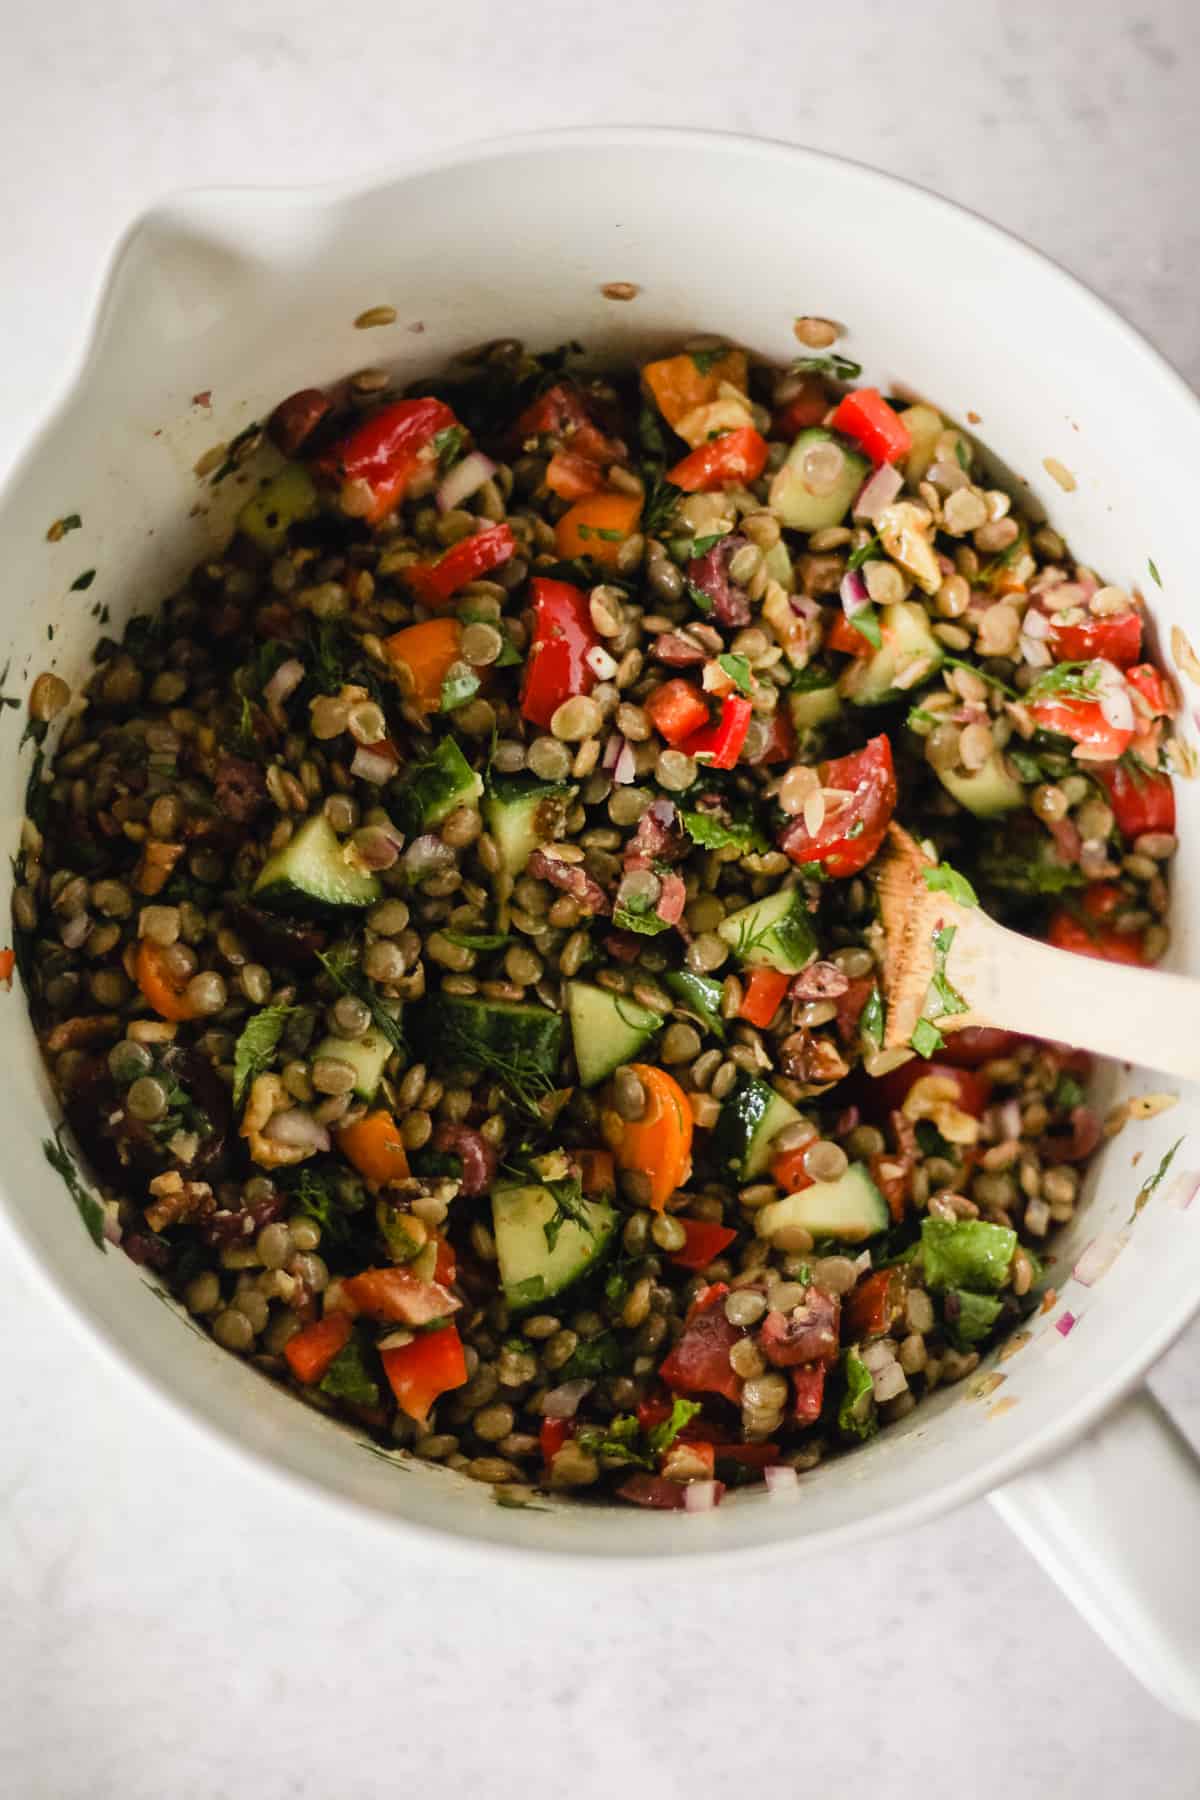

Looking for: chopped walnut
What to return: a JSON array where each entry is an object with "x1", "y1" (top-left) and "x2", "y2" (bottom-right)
[
  {"x1": 240, "y1": 1073, "x2": 315, "y2": 1169},
  {"x1": 135, "y1": 840, "x2": 185, "y2": 896},
  {"x1": 145, "y1": 1169, "x2": 215, "y2": 1232},
  {"x1": 875, "y1": 501, "x2": 942, "y2": 596}
]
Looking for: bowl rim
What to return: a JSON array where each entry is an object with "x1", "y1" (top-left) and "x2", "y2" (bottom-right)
[{"x1": 4, "y1": 122, "x2": 1199, "y2": 1563}]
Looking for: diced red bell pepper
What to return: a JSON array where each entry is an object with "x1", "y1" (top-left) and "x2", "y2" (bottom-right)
[
  {"x1": 1047, "y1": 883, "x2": 1151, "y2": 965},
  {"x1": 667, "y1": 427, "x2": 770, "y2": 493},
  {"x1": 432, "y1": 1234, "x2": 457, "y2": 1287},
  {"x1": 759, "y1": 1289, "x2": 841, "y2": 1367},
  {"x1": 617, "y1": 1473, "x2": 726, "y2": 1510},
  {"x1": 935, "y1": 1027, "x2": 1023, "y2": 1068},
  {"x1": 342, "y1": 1265, "x2": 460, "y2": 1326},
  {"x1": 315, "y1": 396, "x2": 457, "y2": 526},
  {"x1": 679, "y1": 695, "x2": 753, "y2": 770},
  {"x1": 540, "y1": 1417, "x2": 570, "y2": 1464},
  {"x1": 645, "y1": 679, "x2": 711, "y2": 747},
  {"x1": 829, "y1": 389, "x2": 912, "y2": 466},
  {"x1": 779, "y1": 733, "x2": 897, "y2": 878},
  {"x1": 520, "y1": 577, "x2": 599, "y2": 729},
  {"x1": 1126, "y1": 663, "x2": 1176, "y2": 718},
  {"x1": 744, "y1": 705, "x2": 795, "y2": 767},
  {"x1": 769, "y1": 1142, "x2": 817, "y2": 1194},
  {"x1": 843, "y1": 1267, "x2": 909, "y2": 1341},
  {"x1": 405, "y1": 523, "x2": 516, "y2": 608},
  {"x1": 668, "y1": 1219, "x2": 738, "y2": 1273},
  {"x1": 381, "y1": 1322, "x2": 468, "y2": 1424},
  {"x1": 545, "y1": 450, "x2": 607, "y2": 501},
  {"x1": 660, "y1": 1283, "x2": 743, "y2": 1405},
  {"x1": 874, "y1": 1059, "x2": 990, "y2": 1118},
  {"x1": 792, "y1": 1362, "x2": 826, "y2": 1425},
  {"x1": 283, "y1": 1312, "x2": 352, "y2": 1385},
  {"x1": 773, "y1": 374, "x2": 832, "y2": 440},
  {"x1": 1094, "y1": 758, "x2": 1175, "y2": 839},
  {"x1": 738, "y1": 966, "x2": 792, "y2": 1029},
  {"x1": 826, "y1": 611, "x2": 875, "y2": 656},
  {"x1": 1043, "y1": 603, "x2": 1142, "y2": 668},
  {"x1": 514, "y1": 384, "x2": 622, "y2": 465},
  {"x1": 869, "y1": 1149, "x2": 912, "y2": 1224}
]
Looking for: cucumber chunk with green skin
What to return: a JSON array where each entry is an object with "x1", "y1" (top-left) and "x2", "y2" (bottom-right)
[
  {"x1": 712, "y1": 1074, "x2": 803, "y2": 1180},
  {"x1": 566, "y1": 982, "x2": 660, "y2": 1087},
  {"x1": 936, "y1": 751, "x2": 1025, "y2": 817},
  {"x1": 755, "y1": 1163, "x2": 889, "y2": 1244},
  {"x1": 663, "y1": 970, "x2": 726, "y2": 1043},
  {"x1": 311, "y1": 1029, "x2": 393, "y2": 1100},
  {"x1": 840, "y1": 601, "x2": 944, "y2": 706},
  {"x1": 718, "y1": 887, "x2": 816, "y2": 975},
  {"x1": 788, "y1": 680, "x2": 843, "y2": 733},
  {"x1": 483, "y1": 775, "x2": 577, "y2": 883},
  {"x1": 415, "y1": 993, "x2": 563, "y2": 1089},
  {"x1": 769, "y1": 428, "x2": 870, "y2": 532},
  {"x1": 492, "y1": 1182, "x2": 618, "y2": 1308},
  {"x1": 397, "y1": 739, "x2": 482, "y2": 836},
  {"x1": 920, "y1": 1217, "x2": 1016, "y2": 1291},
  {"x1": 252, "y1": 814, "x2": 381, "y2": 915},
  {"x1": 237, "y1": 464, "x2": 319, "y2": 552}
]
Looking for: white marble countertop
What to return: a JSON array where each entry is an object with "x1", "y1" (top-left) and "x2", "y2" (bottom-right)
[{"x1": 2, "y1": 3, "x2": 1199, "y2": 1793}]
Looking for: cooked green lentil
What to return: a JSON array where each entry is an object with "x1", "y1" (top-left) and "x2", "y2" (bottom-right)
[{"x1": 16, "y1": 332, "x2": 1178, "y2": 1512}]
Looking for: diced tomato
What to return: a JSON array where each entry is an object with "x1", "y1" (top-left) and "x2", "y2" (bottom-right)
[
  {"x1": 772, "y1": 374, "x2": 832, "y2": 439},
  {"x1": 645, "y1": 678, "x2": 710, "y2": 747},
  {"x1": 829, "y1": 388, "x2": 912, "y2": 466},
  {"x1": 617, "y1": 1473, "x2": 725, "y2": 1510},
  {"x1": 759, "y1": 1289, "x2": 840, "y2": 1367},
  {"x1": 868, "y1": 1149, "x2": 912, "y2": 1224},
  {"x1": 668, "y1": 1219, "x2": 738, "y2": 1273},
  {"x1": 738, "y1": 966, "x2": 791, "y2": 1029},
  {"x1": 936, "y1": 1027, "x2": 1023, "y2": 1068},
  {"x1": 826, "y1": 611, "x2": 874, "y2": 656},
  {"x1": 779, "y1": 734, "x2": 897, "y2": 878},
  {"x1": 667, "y1": 427, "x2": 770, "y2": 493},
  {"x1": 833, "y1": 975, "x2": 877, "y2": 1047},
  {"x1": 843, "y1": 1267, "x2": 909, "y2": 1340},
  {"x1": 514, "y1": 383, "x2": 622, "y2": 463},
  {"x1": 1047, "y1": 883, "x2": 1151, "y2": 965},
  {"x1": 432, "y1": 1234, "x2": 457, "y2": 1287},
  {"x1": 792, "y1": 1363, "x2": 826, "y2": 1425},
  {"x1": 1043, "y1": 604, "x2": 1143, "y2": 668},
  {"x1": 745, "y1": 704, "x2": 795, "y2": 767},
  {"x1": 679, "y1": 695, "x2": 753, "y2": 770},
  {"x1": 1094, "y1": 759, "x2": 1175, "y2": 839},
  {"x1": 315, "y1": 396, "x2": 457, "y2": 525},
  {"x1": 873, "y1": 1058, "x2": 990, "y2": 1118},
  {"x1": 540, "y1": 1417, "x2": 569, "y2": 1464},
  {"x1": 1126, "y1": 663, "x2": 1176, "y2": 718},
  {"x1": 1029, "y1": 666, "x2": 1134, "y2": 761},
  {"x1": 342, "y1": 1266, "x2": 460, "y2": 1326},
  {"x1": 544, "y1": 450, "x2": 607, "y2": 500},
  {"x1": 520, "y1": 577, "x2": 598, "y2": 729},
  {"x1": 283, "y1": 1312, "x2": 352, "y2": 1385},
  {"x1": 660, "y1": 1283, "x2": 743, "y2": 1405},
  {"x1": 381, "y1": 1322, "x2": 467, "y2": 1424},
  {"x1": 769, "y1": 1143, "x2": 817, "y2": 1194},
  {"x1": 405, "y1": 523, "x2": 516, "y2": 607}
]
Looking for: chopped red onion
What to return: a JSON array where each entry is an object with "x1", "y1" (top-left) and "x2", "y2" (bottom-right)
[
  {"x1": 840, "y1": 570, "x2": 870, "y2": 618},
  {"x1": 1072, "y1": 1230, "x2": 1128, "y2": 1286},
  {"x1": 542, "y1": 1378, "x2": 594, "y2": 1419},
  {"x1": 788, "y1": 593, "x2": 821, "y2": 621},
  {"x1": 601, "y1": 731, "x2": 623, "y2": 771},
  {"x1": 852, "y1": 462, "x2": 903, "y2": 522},
  {"x1": 586, "y1": 644, "x2": 619, "y2": 681},
  {"x1": 1019, "y1": 635, "x2": 1053, "y2": 668},
  {"x1": 351, "y1": 745, "x2": 399, "y2": 785},
  {"x1": 764, "y1": 1464, "x2": 799, "y2": 1497},
  {"x1": 263, "y1": 657, "x2": 305, "y2": 723},
  {"x1": 684, "y1": 1479, "x2": 720, "y2": 1514},
  {"x1": 999, "y1": 1098, "x2": 1023, "y2": 1141},
  {"x1": 1055, "y1": 1309, "x2": 1079, "y2": 1338},
  {"x1": 264, "y1": 1110, "x2": 331, "y2": 1152},
  {"x1": 1166, "y1": 1170, "x2": 1200, "y2": 1211},
  {"x1": 436, "y1": 450, "x2": 496, "y2": 514},
  {"x1": 1099, "y1": 684, "x2": 1135, "y2": 733},
  {"x1": 613, "y1": 740, "x2": 637, "y2": 785},
  {"x1": 1021, "y1": 607, "x2": 1050, "y2": 640}
]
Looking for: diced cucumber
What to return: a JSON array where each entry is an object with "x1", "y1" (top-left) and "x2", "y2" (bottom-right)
[
  {"x1": 769, "y1": 428, "x2": 870, "y2": 532},
  {"x1": 311, "y1": 1029, "x2": 394, "y2": 1100},
  {"x1": 397, "y1": 739, "x2": 482, "y2": 837},
  {"x1": 840, "y1": 601, "x2": 944, "y2": 706},
  {"x1": 898, "y1": 405, "x2": 944, "y2": 486},
  {"x1": 237, "y1": 464, "x2": 319, "y2": 552},
  {"x1": 718, "y1": 886, "x2": 816, "y2": 975},
  {"x1": 483, "y1": 775, "x2": 577, "y2": 883},
  {"x1": 936, "y1": 751, "x2": 1025, "y2": 817},
  {"x1": 492, "y1": 1182, "x2": 618, "y2": 1308},
  {"x1": 663, "y1": 970, "x2": 726, "y2": 1043},
  {"x1": 252, "y1": 813, "x2": 381, "y2": 915},
  {"x1": 920, "y1": 1217, "x2": 1016, "y2": 1292},
  {"x1": 788, "y1": 679, "x2": 843, "y2": 733},
  {"x1": 762, "y1": 540, "x2": 794, "y2": 592},
  {"x1": 756, "y1": 1163, "x2": 889, "y2": 1244},
  {"x1": 417, "y1": 993, "x2": 563, "y2": 1088},
  {"x1": 712, "y1": 1073, "x2": 803, "y2": 1180},
  {"x1": 566, "y1": 982, "x2": 660, "y2": 1087}
]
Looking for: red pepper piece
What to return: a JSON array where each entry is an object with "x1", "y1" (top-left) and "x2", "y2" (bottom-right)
[
  {"x1": 540, "y1": 1417, "x2": 569, "y2": 1465},
  {"x1": 381, "y1": 1323, "x2": 468, "y2": 1424},
  {"x1": 316, "y1": 397, "x2": 458, "y2": 526},
  {"x1": 1047, "y1": 883, "x2": 1151, "y2": 965},
  {"x1": 667, "y1": 427, "x2": 770, "y2": 493},
  {"x1": 1094, "y1": 758, "x2": 1175, "y2": 839},
  {"x1": 829, "y1": 389, "x2": 912, "y2": 465},
  {"x1": 679, "y1": 695, "x2": 753, "y2": 770},
  {"x1": 792, "y1": 1363, "x2": 826, "y2": 1425},
  {"x1": 738, "y1": 966, "x2": 792, "y2": 1029},
  {"x1": 283, "y1": 1312, "x2": 352, "y2": 1385},
  {"x1": 874, "y1": 1059, "x2": 990, "y2": 1119},
  {"x1": 405, "y1": 523, "x2": 516, "y2": 608},
  {"x1": 660, "y1": 1283, "x2": 743, "y2": 1405},
  {"x1": 1043, "y1": 603, "x2": 1142, "y2": 668},
  {"x1": 843, "y1": 1267, "x2": 909, "y2": 1341},
  {"x1": 779, "y1": 733, "x2": 897, "y2": 877},
  {"x1": 645, "y1": 679, "x2": 711, "y2": 747},
  {"x1": 520, "y1": 577, "x2": 599, "y2": 729},
  {"x1": 667, "y1": 1219, "x2": 738, "y2": 1273}
]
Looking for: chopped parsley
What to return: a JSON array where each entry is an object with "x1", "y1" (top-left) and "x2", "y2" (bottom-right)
[
  {"x1": 922, "y1": 862, "x2": 978, "y2": 907},
  {"x1": 1053, "y1": 1072, "x2": 1086, "y2": 1112},
  {"x1": 1148, "y1": 557, "x2": 1162, "y2": 589},
  {"x1": 440, "y1": 665, "x2": 482, "y2": 712},
  {"x1": 955, "y1": 439, "x2": 971, "y2": 472},
  {"x1": 911, "y1": 1016, "x2": 945, "y2": 1059},
  {"x1": 685, "y1": 579, "x2": 714, "y2": 614},
  {"x1": 689, "y1": 346, "x2": 729, "y2": 376},
  {"x1": 433, "y1": 424, "x2": 467, "y2": 471},
  {"x1": 561, "y1": 1332, "x2": 624, "y2": 1381},
  {"x1": 641, "y1": 472, "x2": 683, "y2": 538},
  {"x1": 678, "y1": 809, "x2": 768, "y2": 854},
  {"x1": 47, "y1": 513, "x2": 82, "y2": 540},
  {"x1": 1026, "y1": 660, "x2": 1103, "y2": 705},
  {"x1": 575, "y1": 1414, "x2": 650, "y2": 1468},
  {"x1": 44, "y1": 1126, "x2": 105, "y2": 1251},
  {"x1": 929, "y1": 923, "x2": 969, "y2": 1018},
  {"x1": 612, "y1": 902, "x2": 672, "y2": 937},
  {"x1": 846, "y1": 536, "x2": 883, "y2": 572},
  {"x1": 859, "y1": 984, "x2": 885, "y2": 1053},
  {"x1": 441, "y1": 929, "x2": 512, "y2": 951},
  {"x1": 845, "y1": 604, "x2": 882, "y2": 648},
  {"x1": 70, "y1": 568, "x2": 96, "y2": 592},
  {"x1": 717, "y1": 652, "x2": 754, "y2": 695},
  {"x1": 792, "y1": 353, "x2": 863, "y2": 380},
  {"x1": 646, "y1": 1398, "x2": 702, "y2": 1454},
  {"x1": 232, "y1": 1004, "x2": 295, "y2": 1107},
  {"x1": 689, "y1": 532, "x2": 726, "y2": 559}
]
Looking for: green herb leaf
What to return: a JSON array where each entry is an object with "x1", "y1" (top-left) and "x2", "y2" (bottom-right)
[
  {"x1": 942, "y1": 656, "x2": 1019, "y2": 700},
  {"x1": 637, "y1": 401, "x2": 669, "y2": 462},
  {"x1": 70, "y1": 569, "x2": 97, "y2": 592},
  {"x1": 690, "y1": 346, "x2": 729, "y2": 376},
  {"x1": 442, "y1": 929, "x2": 512, "y2": 951},
  {"x1": 1026, "y1": 660, "x2": 1104, "y2": 705},
  {"x1": 440, "y1": 666, "x2": 481, "y2": 713},
  {"x1": 48, "y1": 513, "x2": 83, "y2": 539},
  {"x1": 717, "y1": 652, "x2": 754, "y2": 695},
  {"x1": 1006, "y1": 748, "x2": 1044, "y2": 783},
  {"x1": 317, "y1": 948, "x2": 406, "y2": 1055},
  {"x1": 561, "y1": 1332, "x2": 624, "y2": 1381},
  {"x1": 433, "y1": 425, "x2": 467, "y2": 472},
  {"x1": 641, "y1": 472, "x2": 683, "y2": 538},
  {"x1": 859, "y1": 984, "x2": 885, "y2": 1054},
  {"x1": 575, "y1": 1413, "x2": 651, "y2": 1468},
  {"x1": 922, "y1": 862, "x2": 978, "y2": 908},
  {"x1": 647, "y1": 1397, "x2": 702, "y2": 1455},
  {"x1": 678, "y1": 809, "x2": 768, "y2": 854},
  {"x1": 685, "y1": 580, "x2": 714, "y2": 614},
  {"x1": 540, "y1": 1172, "x2": 592, "y2": 1253},
  {"x1": 209, "y1": 420, "x2": 262, "y2": 484},
  {"x1": 1148, "y1": 557, "x2": 1162, "y2": 589},
  {"x1": 837, "y1": 1350, "x2": 877, "y2": 1441},
  {"x1": 928, "y1": 923, "x2": 968, "y2": 1017},
  {"x1": 1134, "y1": 1135, "x2": 1184, "y2": 1215},
  {"x1": 911, "y1": 1017, "x2": 945, "y2": 1058},
  {"x1": 319, "y1": 1336, "x2": 381, "y2": 1408},
  {"x1": 1053, "y1": 1072, "x2": 1086, "y2": 1111},
  {"x1": 792, "y1": 354, "x2": 863, "y2": 380},
  {"x1": 791, "y1": 663, "x2": 838, "y2": 693},
  {"x1": 846, "y1": 536, "x2": 882, "y2": 572},
  {"x1": 689, "y1": 532, "x2": 725, "y2": 559},
  {"x1": 232, "y1": 1004, "x2": 295, "y2": 1107},
  {"x1": 612, "y1": 903, "x2": 672, "y2": 937},
  {"x1": 907, "y1": 706, "x2": 941, "y2": 731},
  {"x1": 44, "y1": 1126, "x2": 105, "y2": 1251},
  {"x1": 575, "y1": 523, "x2": 625, "y2": 543},
  {"x1": 955, "y1": 440, "x2": 971, "y2": 472},
  {"x1": 845, "y1": 604, "x2": 882, "y2": 648}
]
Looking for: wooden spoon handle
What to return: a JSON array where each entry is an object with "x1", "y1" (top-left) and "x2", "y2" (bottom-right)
[{"x1": 946, "y1": 905, "x2": 1200, "y2": 1083}]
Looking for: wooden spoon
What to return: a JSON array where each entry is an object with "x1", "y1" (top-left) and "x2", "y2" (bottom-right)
[{"x1": 872, "y1": 823, "x2": 1198, "y2": 1081}]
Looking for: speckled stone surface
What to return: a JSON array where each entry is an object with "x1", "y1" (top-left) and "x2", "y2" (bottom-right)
[{"x1": 1, "y1": 3, "x2": 1198, "y2": 1793}]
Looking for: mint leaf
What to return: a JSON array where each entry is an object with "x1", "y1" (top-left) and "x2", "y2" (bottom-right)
[
  {"x1": 911, "y1": 1017, "x2": 945, "y2": 1058},
  {"x1": 717, "y1": 653, "x2": 754, "y2": 695},
  {"x1": 232, "y1": 1004, "x2": 295, "y2": 1107},
  {"x1": 679, "y1": 809, "x2": 768, "y2": 853}
]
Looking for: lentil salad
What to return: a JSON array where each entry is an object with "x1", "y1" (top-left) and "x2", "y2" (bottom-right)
[{"x1": 15, "y1": 329, "x2": 1180, "y2": 1510}]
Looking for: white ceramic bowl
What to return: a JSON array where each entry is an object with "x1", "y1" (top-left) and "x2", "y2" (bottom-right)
[{"x1": 4, "y1": 129, "x2": 1199, "y2": 1713}]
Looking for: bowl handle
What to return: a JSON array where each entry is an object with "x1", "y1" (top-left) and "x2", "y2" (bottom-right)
[{"x1": 991, "y1": 1388, "x2": 1200, "y2": 1718}]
